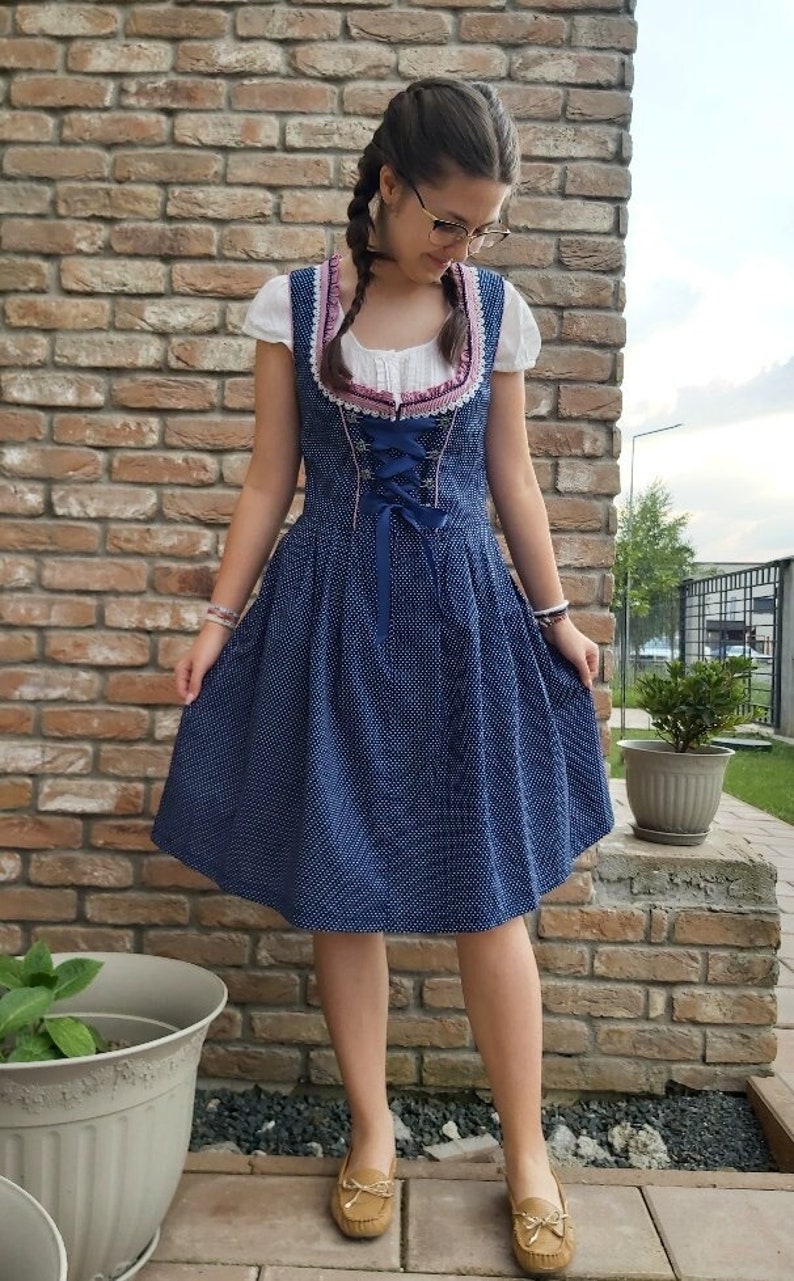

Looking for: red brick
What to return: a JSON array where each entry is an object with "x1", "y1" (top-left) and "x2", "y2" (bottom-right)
[
  {"x1": 112, "y1": 376, "x2": 218, "y2": 411},
  {"x1": 422, "y1": 977, "x2": 464, "y2": 1009},
  {"x1": 146, "y1": 930, "x2": 250, "y2": 966},
  {"x1": 176, "y1": 40, "x2": 281, "y2": 76},
  {"x1": 160, "y1": 489, "x2": 238, "y2": 524},
  {"x1": 221, "y1": 969, "x2": 301, "y2": 1006},
  {"x1": 110, "y1": 223, "x2": 216, "y2": 257},
  {"x1": 141, "y1": 856, "x2": 216, "y2": 890},
  {"x1": 705, "y1": 1029, "x2": 777, "y2": 1064},
  {"x1": 45, "y1": 630, "x2": 150, "y2": 667},
  {"x1": 227, "y1": 154, "x2": 332, "y2": 187},
  {"x1": 284, "y1": 115, "x2": 377, "y2": 151},
  {"x1": 0, "y1": 39, "x2": 59, "y2": 70},
  {"x1": 596, "y1": 1024, "x2": 703, "y2": 1060},
  {"x1": 4, "y1": 145, "x2": 108, "y2": 179},
  {"x1": 567, "y1": 88, "x2": 632, "y2": 124},
  {"x1": 561, "y1": 311, "x2": 626, "y2": 346},
  {"x1": 29, "y1": 852, "x2": 134, "y2": 887},
  {"x1": 172, "y1": 262, "x2": 274, "y2": 298},
  {"x1": 673, "y1": 989, "x2": 776, "y2": 1027},
  {"x1": 0, "y1": 334, "x2": 49, "y2": 367},
  {"x1": 221, "y1": 226, "x2": 325, "y2": 261},
  {"x1": 0, "y1": 925, "x2": 23, "y2": 954},
  {"x1": 512, "y1": 50, "x2": 622, "y2": 85},
  {"x1": 61, "y1": 256, "x2": 167, "y2": 295},
  {"x1": 121, "y1": 77, "x2": 225, "y2": 111},
  {"x1": 104, "y1": 597, "x2": 204, "y2": 631},
  {"x1": 514, "y1": 269, "x2": 615, "y2": 309},
  {"x1": 539, "y1": 905, "x2": 646, "y2": 942},
  {"x1": 0, "y1": 592, "x2": 95, "y2": 626},
  {"x1": 534, "y1": 941, "x2": 590, "y2": 976},
  {"x1": 0, "y1": 778, "x2": 34, "y2": 809},
  {"x1": 559, "y1": 235, "x2": 625, "y2": 271},
  {"x1": 280, "y1": 190, "x2": 350, "y2": 225},
  {"x1": 421, "y1": 1052, "x2": 487, "y2": 1088},
  {"x1": 230, "y1": 80, "x2": 334, "y2": 114},
  {"x1": 0, "y1": 887, "x2": 77, "y2": 920},
  {"x1": 0, "y1": 181, "x2": 50, "y2": 214},
  {"x1": 401, "y1": 46, "x2": 506, "y2": 78},
  {"x1": 593, "y1": 946, "x2": 702, "y2": 983},
  {"x1": 2, "y1": 219, "x2": 105, "y2": 255},
  {"x1": 0, "y1": 110, "x2": 54, "y2": 143},
  {"x1": 572, "y1": 15, "x2": 638, "y2": 52},
  {"x1": 42, "y1": 706, "x2": 149, "y2": 740},
  {"x1": 707, "y1": 952, "x2": 777, "y2": 986},
  {"x1": 194, "y1": 896, "x2": 285, "y2": 930},
  {"x1": 293, "y1": 42, "x2": 394, "y2": 78},
  {"x1": 166, "y1": 187, "x2": 272, "y2": 221},
  {"x1": 558, "y1": 384, "x2": 623, "y2": 421},
  {"x1": 115, "y1": 150, "x2": 223, "y2": 183},
  {"x1": 673, "y1": 910, "x2": 780, "y2": 949},
  {"x1": 200, "y1": 1045, "x2": 301, "y2": 1082},
  {"x1": 16, "y1": 5, "x2": 119, "y2": 37},
  {"x1": 0, "y1": 666, "x2": 100, "y2": 702},
  {"x1": 106, "y1": 524, "x2": 213, "y2": 557},
  {"x1": 67, "y1": 40, "x2": 173, "y2": 74},
  {"x1": 51, "y1": 484, "x2": 157, "y2": 520},
  {"x1": 239, "y1": 8, "x2": 342, "y2": 39},
  {"x1": 90, "y1": 819, "x2": 157, "y2": 851},
  {"x1": 174, "y1": 112, "x2": 276, "y2": 150},
  {"x1": 11, "y1": 75, "x2": 114, "y2": 108},
  {"x1": 460, "y1": 14, "x2": 566, "y2": 44},
  {"x1": 33, "y1": 926, "x2": 134, "y2": 952},
  {"x1": 6, "y1": 297, "x2": 110, "y2": 329},
  {"x1": 127, "y1": 6, "x2": 228, "y2": 38},
  {"x1": 86, "y1": 892, "x2": 189, "y2": 926},
  {"x1": 0, "y1": 258, "x2": 49, "y2": 292}
]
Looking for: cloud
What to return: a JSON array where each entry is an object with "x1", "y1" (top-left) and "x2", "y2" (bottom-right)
[{"x1": 625, "y1": 358, "x2": 794, "y2": 436}]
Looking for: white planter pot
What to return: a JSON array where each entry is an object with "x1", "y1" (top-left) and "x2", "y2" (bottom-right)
[
  {"x1": 618, "y1": 739, "x2": 734, "y2": 846},
  {"x1": 0, "y1": 952, "x2": 226, "y2": 1281},
  {"x1": 0, "y1": 1173, "x2": 67, "y2": 1281}
]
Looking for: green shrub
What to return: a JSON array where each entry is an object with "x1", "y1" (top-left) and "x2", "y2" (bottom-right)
[
  {"x1": 0, "y1": 941, "x2": 105, "y2": 1063},
  {"x1": 635, "y1": 657, "x2": 756, "y2": 753}
]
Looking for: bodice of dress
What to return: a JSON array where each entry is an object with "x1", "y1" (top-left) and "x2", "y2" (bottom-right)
[{"x1": 287, "y1": 256, "x2": 508, "y2": 643}]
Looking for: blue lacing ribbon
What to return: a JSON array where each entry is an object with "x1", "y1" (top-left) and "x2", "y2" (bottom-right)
[{"x1": 358, "y1": 414, "x2": 449, "y2": 643}]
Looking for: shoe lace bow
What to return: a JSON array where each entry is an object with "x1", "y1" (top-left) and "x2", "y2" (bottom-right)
[
  {"x1": 514, "y1": 1204, "x2": 569, "y2": 1245},
  {"x1": 342, "y1": 1174, "x2": 395, "y2": 1210}
]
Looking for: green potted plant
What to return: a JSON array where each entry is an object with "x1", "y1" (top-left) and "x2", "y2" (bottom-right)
[
  {"x1": 618, "y1": 656, "x2": 754, "y2": 845},
  {"x1": 0, "y1": 942, "x2": 226, "y2": 1281}
]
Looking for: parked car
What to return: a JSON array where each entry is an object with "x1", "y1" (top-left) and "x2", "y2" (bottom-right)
[{"x1": 709, "y1": 644, "x2": 772, "y2": 664}]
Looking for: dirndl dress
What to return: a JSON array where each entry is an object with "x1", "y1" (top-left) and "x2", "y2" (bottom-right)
[{"x1": 151, "y1": 255, "x2": 614, "y2": 933}]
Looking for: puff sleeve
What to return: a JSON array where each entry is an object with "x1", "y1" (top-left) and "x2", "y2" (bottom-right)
[
  {"x1": 242, "y1": 274, "x2": 293, "y2": 348},
  {"x1": 493, "y1": 279, "x2": 542, "y2": 372}
]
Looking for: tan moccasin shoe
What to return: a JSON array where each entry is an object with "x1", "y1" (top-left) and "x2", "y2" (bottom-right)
[
  {"x1": 508, "y1": 1167, "x2": 575, "y2": 1275},
  {"x1": 330, "y1": 1148, "x2": 397, "y2": 1239}
]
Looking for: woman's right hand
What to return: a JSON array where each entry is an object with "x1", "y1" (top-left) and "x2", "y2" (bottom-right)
[{"x1": 174, "y1": 623, "x2": 233, "y2": 705}]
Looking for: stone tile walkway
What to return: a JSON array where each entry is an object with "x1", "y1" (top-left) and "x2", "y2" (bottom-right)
[{"x1": 139, "y1": 783, "x2": 794, "y2": 1281}]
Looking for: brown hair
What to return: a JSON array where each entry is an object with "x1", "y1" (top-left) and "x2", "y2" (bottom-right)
[{"x1": 320, "y1": 79, "x2": 521, "y2": 390}]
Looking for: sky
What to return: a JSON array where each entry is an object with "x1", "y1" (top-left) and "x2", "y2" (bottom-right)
[{"x1": 619, "y1": 0, "x2": 794, "y2": 564}]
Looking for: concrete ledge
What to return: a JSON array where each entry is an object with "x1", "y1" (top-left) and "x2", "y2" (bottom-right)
[
  {"x1": 596, "y1": 827, "x2": 778, "y2": 907},
  {"x1": 184, "y1": 1151, "x2": 794, "y2": 1189}
]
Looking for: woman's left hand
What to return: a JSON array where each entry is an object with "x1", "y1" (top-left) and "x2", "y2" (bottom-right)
[{"x1": 545, "y1": 617, "x2": 598, "y2": 689}]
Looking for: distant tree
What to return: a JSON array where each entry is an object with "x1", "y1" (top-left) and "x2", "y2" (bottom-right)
[{"x1": 614, "y1": 479, "x2": 696, "y2": 660}]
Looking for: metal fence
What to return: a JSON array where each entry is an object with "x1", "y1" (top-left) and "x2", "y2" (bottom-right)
[{"x1": 679, "y1": 561, "x2": 786, "y2": 727}]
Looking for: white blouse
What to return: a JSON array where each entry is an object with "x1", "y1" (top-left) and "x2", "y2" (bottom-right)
[{"x1": 242, "y1": 271, "x2": 541, "y2": 407}]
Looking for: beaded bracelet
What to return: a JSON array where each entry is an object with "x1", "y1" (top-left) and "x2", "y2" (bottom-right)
[
  {"x1": 536, "y1": 609, "x2": 569, "y2": 631},
  {"x1": 206, "y1": 603, "x2": 240, "y2": 631},
  {"x1": 533, "y1": 599, "x2": 569, "y2": 620}
]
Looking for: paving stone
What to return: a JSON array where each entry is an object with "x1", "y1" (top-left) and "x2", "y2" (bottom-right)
[
  {"x1": 775, "y1": 1030, "x2": 794, "y2": 1074},
  {"x1": 645, "y1": 1186, "x2": 794, "y2": 1281},
  {"x1": 139, "y1": 1267, "x2": 257, "y2": 1280},
  {"x1": 406, "y1": 1176, "x2": 673, "y2": 1278},
  {"x1": 261, "y1": 1272, "x2": 510, "y2": 1280},
  {"x1": 777, "y1": 987, "x2": 794, "y2": 1026},
  {"x1": 153, "y1": 1174, "x2": 400, "y2": 1270}
]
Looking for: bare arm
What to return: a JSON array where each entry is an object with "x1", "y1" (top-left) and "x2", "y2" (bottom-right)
[
  {"x1": 485, "y1": 370, "x2": 597, "y2": 688},
  {"x1": 208, "y1": 340, "x2": 301, "y2": 614},
  {"x1": 176, "y1": 340, "x2": 301, "y2": 702}
]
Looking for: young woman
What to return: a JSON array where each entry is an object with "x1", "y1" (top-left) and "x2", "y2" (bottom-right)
[{"x1": 152, "y1": 78, "x2": 613, "y2": 1275}]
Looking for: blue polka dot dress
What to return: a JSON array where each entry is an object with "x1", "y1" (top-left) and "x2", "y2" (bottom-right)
[{"x1": 151, "y1": 257, "x2": 614, "y2": 933}]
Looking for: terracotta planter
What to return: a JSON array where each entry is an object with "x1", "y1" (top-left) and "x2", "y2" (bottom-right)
[
  {"x1": 618, "y1": 739, "x2": 734, "y2": 845},
  {"x1": 0, "y1": 1173, "x2": 67, "y2": 1281},
  {"x1": 0, "y1": 952, "x2": 226, "y2": 1281}
]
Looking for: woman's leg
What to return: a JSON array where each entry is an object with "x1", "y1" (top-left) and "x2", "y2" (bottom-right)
[
  {"x1": 456, "y1": 915, "x2": 561, "y2": 1208},
  {"x1": 312, "y1": 930, "x2": 395, "y2": 1173}
]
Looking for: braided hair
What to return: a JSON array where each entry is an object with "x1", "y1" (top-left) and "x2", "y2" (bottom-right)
[{"x1": 320, "y1": 79, "x2": 521, "y2": 391}]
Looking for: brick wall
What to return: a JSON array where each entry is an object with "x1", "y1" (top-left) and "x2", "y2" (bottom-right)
[{"x1": 0, "y1": 2, "x2": 638, "y2": 1085}]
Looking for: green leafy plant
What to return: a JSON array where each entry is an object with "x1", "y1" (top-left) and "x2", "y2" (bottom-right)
[
  {"x1": 635, "y1": 656, "x2": 756, "y2": 753},
  {"x1": 0, "y1": 942, "x2": 106, "y2": 1063}
]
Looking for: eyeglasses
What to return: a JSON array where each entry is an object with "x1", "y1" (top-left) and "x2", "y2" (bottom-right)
[{"x1": 406, "y1": 181, "x2": 510, "y2": 254}]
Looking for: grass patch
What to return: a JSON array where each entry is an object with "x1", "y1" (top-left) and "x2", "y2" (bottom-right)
[
  {"x1": 723, "y1": 739, "x2": 794, "y2": 825},
  {"x1": 610, "y1": 730, "x2": 794, "y2": 825}
]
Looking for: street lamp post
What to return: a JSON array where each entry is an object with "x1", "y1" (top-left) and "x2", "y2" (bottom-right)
[{"x1": 619, "y1": 422, "x2": 684, "y2": 738}]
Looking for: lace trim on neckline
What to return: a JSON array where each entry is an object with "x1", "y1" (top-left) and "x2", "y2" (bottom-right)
[{"x1": 309, "y1": 254, "x2": 486, "y2": 420}]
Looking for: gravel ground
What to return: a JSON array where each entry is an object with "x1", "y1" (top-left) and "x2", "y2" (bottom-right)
[{"x1": 191, "y1": 1081, "x2": 776, "y2": 1172}]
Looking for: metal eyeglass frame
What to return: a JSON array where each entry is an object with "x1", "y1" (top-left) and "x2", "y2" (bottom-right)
[{"x1": 404, "y1": 179, "x2": 510, "y2": 254}]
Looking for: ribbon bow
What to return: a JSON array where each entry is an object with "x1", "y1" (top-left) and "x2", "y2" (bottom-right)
[{"x1": 357, "y1": 414, "x2": 448, "y2": 643}]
